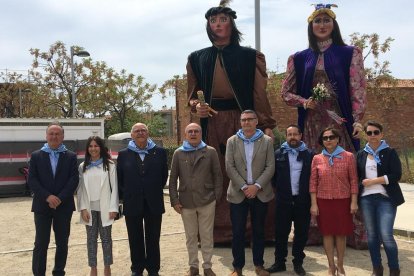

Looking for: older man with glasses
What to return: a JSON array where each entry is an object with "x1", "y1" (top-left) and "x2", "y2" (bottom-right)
[
  {"x1": 169, "y1": 123, "x2": 223, "y2": 276},
  {"x1": 117, "y1": 123, "x2": 168, "y2": 276}
]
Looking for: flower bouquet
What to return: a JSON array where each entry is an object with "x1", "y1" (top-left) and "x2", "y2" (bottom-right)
[
  {"x1": 310, "y1": 82, "x2": 347, "y2": 125},
  {"x1": 311, "y1": 82, "x2": 330, "y2": 101}
]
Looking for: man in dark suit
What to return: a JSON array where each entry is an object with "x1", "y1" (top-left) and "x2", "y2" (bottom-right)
[
  {"x1": 266, "y1": 125, "x2": 313, "y2": 276},
  {"x1": 117, "y1": 123, "x2": 168, "y2": 276},
  {"x1": 28, "y1": 121, "x2": 79, "y2": 276}
]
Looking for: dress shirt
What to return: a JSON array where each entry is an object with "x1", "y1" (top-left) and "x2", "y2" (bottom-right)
[
  {"x1": 288, "y1": 152, "x2": 303, "y2": 196},
  {"x1": 241, "y1": 141, "x2": 262, "y2": 190}
]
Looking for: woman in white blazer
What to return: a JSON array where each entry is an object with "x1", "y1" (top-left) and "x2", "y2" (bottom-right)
[{"x1": 77, "y1": 136, "x2": 119, "y2": 276}]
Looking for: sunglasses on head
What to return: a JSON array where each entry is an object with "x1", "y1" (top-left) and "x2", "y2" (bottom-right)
[
  {"x1": 366, "y1": 130, "x2": 381, "y2": 136},
  {"x1": 322, "y1": 135, "x2": 337, "y2": 141}
]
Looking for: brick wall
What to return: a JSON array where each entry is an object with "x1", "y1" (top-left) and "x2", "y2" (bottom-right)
[{"x1": 178, "y1": 82, "x2": 414, "y2": 150}]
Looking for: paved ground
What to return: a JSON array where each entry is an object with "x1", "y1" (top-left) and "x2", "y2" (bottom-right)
[
  {"x1": 0, "y1": 183, "x2": 412, "y2": 275},
  {"x1": 394, "y1": 183, "x2": 414, "y2": 237}
]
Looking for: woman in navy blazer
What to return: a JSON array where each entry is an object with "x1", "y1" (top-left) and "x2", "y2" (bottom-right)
[{"x1": 357, "y1": 120, "x2": 404, "y2": 276}]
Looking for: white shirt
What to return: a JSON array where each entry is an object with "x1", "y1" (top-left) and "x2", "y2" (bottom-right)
[
  {"x1": 87, "y1": 166, "x2": 102, "y2": 211},
  {"x1": 361, "y1": 157, "x2": 388, "y2": 197}
]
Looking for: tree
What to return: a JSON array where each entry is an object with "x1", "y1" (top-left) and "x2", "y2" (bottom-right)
[
  {"x1": 349, "y1": 33, "x2": 395, "y2": 86},
  {"x1": 29, "y1": 41, "x2": 108, "y2": 117},
  {"x1": 159, "y1": 75, "x2": 188, "y2": 144},
  {"x1": 146, "y1": 114, "x2": 167, "y2": 137},
  {"x1": 104, "y1": 69, "x2": 156, "y2": 133}
]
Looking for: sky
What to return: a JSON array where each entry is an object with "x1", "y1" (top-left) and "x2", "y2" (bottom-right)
[{"x1": 1, "y1": 0, "x2": 412, "y2": 110}]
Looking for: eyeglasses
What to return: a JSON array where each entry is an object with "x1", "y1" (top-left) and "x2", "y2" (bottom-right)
[
  {"x1": 133, "y1": 129, "x2": 147, "y2": 133},
  {"x1": 187, "y1": 129, "x2": 200, "y2": 134},
  {"x1": 322, "y1": 135, "x2": 337, "y2": 141},
  {"x1": 366, "y1": 130, "x2": 381, "y2": 136},
  {"x1": 313, "y1": 17, "x2": 332, "y2": 25},
  {"x1": 240, "y1": 117, "x2": 257, "y2": 122}
]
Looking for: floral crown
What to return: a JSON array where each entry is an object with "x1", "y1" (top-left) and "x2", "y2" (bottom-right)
[
  {"x1": 307, "y1": 3, "x2": 338, "y2": 23},
  {"x1": 205, "y1": 0, "x2": 237, "y2": 19}
]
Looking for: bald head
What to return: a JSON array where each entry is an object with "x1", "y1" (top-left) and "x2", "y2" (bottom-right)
[
  {"x1": 185, "y1": 123, "x2": 201, "y2": 133},
  {"x1": 185, "y1": 123, "x2": 202, "y2": 147}
]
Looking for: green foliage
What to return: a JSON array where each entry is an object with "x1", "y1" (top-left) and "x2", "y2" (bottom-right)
[
  {"x1": 164, "y1": 145, "x2": 179, "y2": 169},
  {"x1": 267, "y1": 71, "x2": 285, "y2": 98},
  {"x1": 29, "y1": 41, "x2": 96, "y2": 117},
  {"x1": 105, "y1": 108, "x2": 144, "y2": 137},
  {"x1": 0, "y1": 71, "x2": 38, "y2": 118},
  {"x1": 159, "y1": 74, "x2": 187, "y2": 99},
  {"x1": 145, "y1": 114, "x2": 167, "y2": 137},
  {"x1": 349, "y1": 33, "x2": 395, "y2": 86},
  {"x1": 26, "y1": 41, "x2": 158, "y2": 138},
  {"x1": 400, "y1": 149, "x2": 414, "y2": 183},
  {"x1": 104, "y1": 69, "x2": 156, "y2": 132},
  {"x1": 272, "y1": 127, "x2": 286, "y2": 149}
]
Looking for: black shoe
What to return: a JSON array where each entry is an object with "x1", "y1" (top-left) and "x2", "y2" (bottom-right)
[
  {"x1": 266, "y1": 263, "x2": 286, "y2": 273},
  {"x1": 293, "y1": 265, "x2": 306, "y2": 276},
  {"x1": 131, "y1": 273, "x2": 143, "y2": 276}
]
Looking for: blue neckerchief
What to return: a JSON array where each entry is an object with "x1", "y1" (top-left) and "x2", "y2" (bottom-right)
[
  {"x1": 86, "y1": 158, "x2": 103, "y2": 170},
  {"x1": 236, "y1": 129, "x2": 264, "y2": 144},
  {"x1": 281, "y1": 141, "x2": 308, "y2": 155},
  {"x1": 127, "y1": 139, "x2": 156, "y2": 154},
  {"x1": 322, "y1": 145, "x2": 345, "y2": 166},
  {"x1": 178, "y1": 140, "x2": 207, "y2": 152},
  {"x1": 364, "y1": 140, "x2": 389, "y2": 165},
  {"x1": 41, "y1": 143, "x2": 67, "y2": 176}
]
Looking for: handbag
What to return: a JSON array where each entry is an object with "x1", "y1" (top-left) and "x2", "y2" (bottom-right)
[{"x1": 108, "y1": 169, "x2": 123, "y2": 220}]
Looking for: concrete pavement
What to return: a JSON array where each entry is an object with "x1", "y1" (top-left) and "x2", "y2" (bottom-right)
[{"x1": 394, "y1": 183, "x2": 414, "y2": 239}]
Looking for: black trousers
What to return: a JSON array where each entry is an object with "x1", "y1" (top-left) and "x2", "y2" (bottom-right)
[
  {"x1": 230, "y1": 198, "x2": 268, "y2": 269},
  {"x1": 125, "y1": 212, "x2": 162, "y2": 274},
  {"x1": 32, "y1": 211, "x2": 72, "y2": 276},
  {"x1": 274, "y1": 198, "x2": 310, "y2": 266}
]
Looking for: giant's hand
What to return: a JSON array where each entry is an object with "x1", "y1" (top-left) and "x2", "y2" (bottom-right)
[
  {"x1": 304, "y1": 99, "x2": 317, "y2": 110},
  {"x1": 196, "y1": 103, "x2": 210, "y2": 118},
  {"x1": 352, "y1": 123, "x2": 363, "y2": 139}
]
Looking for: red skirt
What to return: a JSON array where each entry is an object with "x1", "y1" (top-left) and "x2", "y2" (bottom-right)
[{"x1": 316, "y1": 198, "x2": 353, "y2": 236}]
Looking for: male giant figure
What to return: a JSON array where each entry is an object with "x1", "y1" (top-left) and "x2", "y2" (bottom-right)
[
  {"x1": 117, "y1": 123, "x2": 168, "y2": 276},
  {"x1": 226, "y1": 110, "x2": 275, "y2": 276},
  {"x1": 29, "y1": 121, "x2": 79, "y2": 276},
  {"x1": 266, "y1": 125, "x2": 314, "y2": 276},
  {"x1": 187, "y1": 0, "x2": 276, "y2": 243},
  {"x1": 169, "y1": 123, "x2": 223, "y2": 276}
]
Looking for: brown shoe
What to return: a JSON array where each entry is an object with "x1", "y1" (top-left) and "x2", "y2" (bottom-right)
[
  {"x1": 255, "y1": 266, "x2": 270, "y2": 276},
  {"x1": 203, "y1": 268, "x2": 216, "y2": 276},
  {"x1": 229, "y1": 268, "x2": 243, "y2": 276},
  {"x1": 187, "y1": 266, "x2": 199, "y2": 276}
]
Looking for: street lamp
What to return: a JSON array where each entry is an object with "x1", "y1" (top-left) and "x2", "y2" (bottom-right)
[
  {"x1": 19, "y1": 88, "x2": 32, "y2": 118},
  {"x1": 255, "y1": 0, "x2": 261, "y2": 51},
  {"x1": 70, "y1": 46, "x2": 90, "y2": 118}
]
